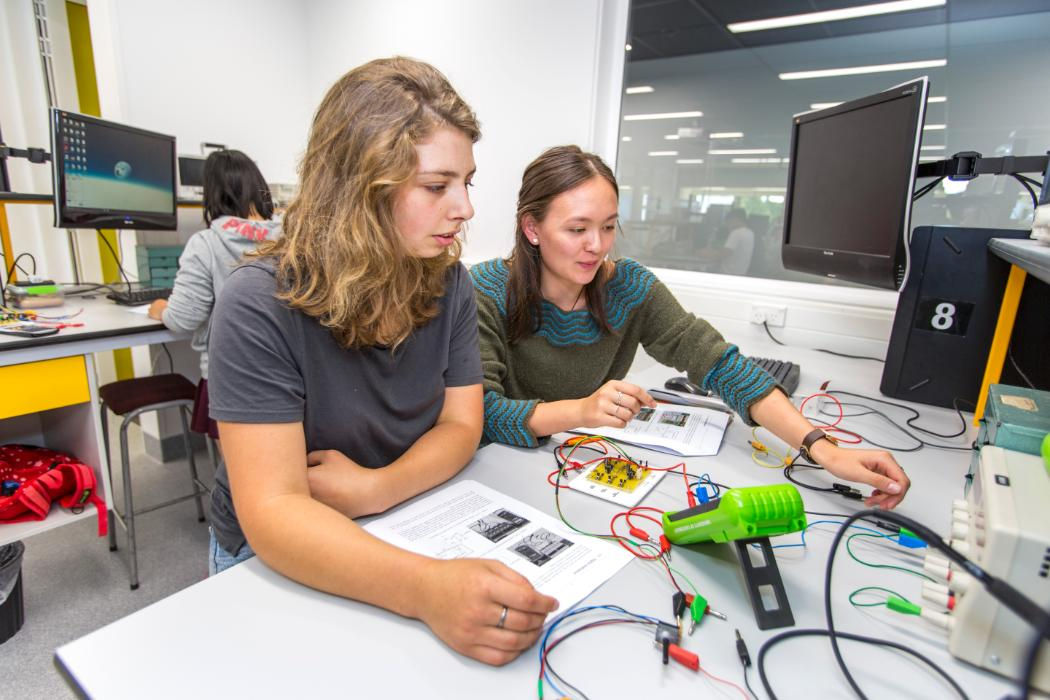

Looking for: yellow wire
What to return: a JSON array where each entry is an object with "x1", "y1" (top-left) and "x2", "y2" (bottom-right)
[{"x1": 749, "y1": 426, "x2": 795, "y2": 468}]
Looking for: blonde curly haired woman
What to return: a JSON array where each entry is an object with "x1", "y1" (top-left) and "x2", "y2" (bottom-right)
[{"x1": 207, "y1": 57, "x2": 557, "y2": 666}]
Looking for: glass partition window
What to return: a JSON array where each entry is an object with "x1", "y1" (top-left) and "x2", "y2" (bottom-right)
[{"x1": 616, "y1": 2, "x2": 1050, "y2": 286}]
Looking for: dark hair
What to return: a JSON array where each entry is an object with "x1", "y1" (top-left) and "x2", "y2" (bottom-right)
[
  {"x1": 202, "y1": 150, "x2": 274, "y2": 226},
  {"x1": 505, "y1": 145, "x2": 617, "y2": 343},
  {"x1": 726, "y1": 207, "x2": 747, "y2": 224}
]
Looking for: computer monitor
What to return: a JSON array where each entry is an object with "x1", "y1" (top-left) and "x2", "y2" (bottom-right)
[
  {"x1": 178, "y1": 155, "x2": 205, "y2": 188},
  {"x1": 50, "y1": 108, "x2": 177, "y2": 230},
  {"x1": 781, "y1": 77, "x2": 929, "y2": 290}
]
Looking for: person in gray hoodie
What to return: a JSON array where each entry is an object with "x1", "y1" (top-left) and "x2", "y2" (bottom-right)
[{"x1": 148, "y1": 149, "x2": 281, "y2": 440}]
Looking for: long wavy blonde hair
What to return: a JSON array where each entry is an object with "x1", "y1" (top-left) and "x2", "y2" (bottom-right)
[{"x1": 260, "y1": 57, "x2": 480, "y2": 348}]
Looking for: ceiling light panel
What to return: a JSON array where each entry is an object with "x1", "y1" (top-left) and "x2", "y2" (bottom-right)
[
  {"x1": 624, "y1": 111, "x2": 703, "y2": 121},
  {"x1": 728, "y1": 0, "x2": 945, "y2": 33},
  {"x1": 780, "y1": 59, "x2": 946, "y2": 80}
]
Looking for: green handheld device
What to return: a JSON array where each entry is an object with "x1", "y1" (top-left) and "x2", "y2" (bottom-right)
[{"x1": 662, "y1": 484, "x2": 806, "y2": 545}]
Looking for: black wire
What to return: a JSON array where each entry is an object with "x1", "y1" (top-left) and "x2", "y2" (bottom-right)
[
  {"x1": 1013, "y1": 174, "x2": 1039, "y2": 210},
  {"x1": 826, "y1": 390, "x2": 972, "y2": 445},
  {"x1": 161, "y1": 343, "x2": 175, "y2": 374},
  {"x1": 1020, "y1": 606, "x2": 1050, "y2": 700},
  {"x1": 756, "y1": 628, "x2": 969, "y2": 700},
  {"x1": 822, "y1": 403, "x2": 970, "y2": 452},
  {"x1": 1016, "y1": 173, "x2": 1044, "y2": 190},
  {"x1": 743, "y1": 665, "x2": 760, "y2": 700},
  {"x1": 95, "y1": 230, "x2": 134, "y2": 291},
  {"x1": 912, "y1": 177, "x2": 943, "y2": 199},
  {"x1": 814, "y1": 347, "x2": 885, "y2": 362},
  {"x1": 3, "y1": 252, "x2": 41, "y2": 305},
  {"x1": 912, "y1": 176, "x2": 945, "y2": 201},
  {"x1": 5, "y1": 251, "x2": 37, "y2": 283},
  {"x1": 1007, "y1": 348, "x2": 1037, "y2": 390},
  {"x1": 763, "y1": 322, "x2": 786, "y2": 346},
  {"x1": 783, "y1": 454, "x2": 836, "y2": 494},
  {"x1": 762, "y1": 322, "x2": 884, "y2": 362}
]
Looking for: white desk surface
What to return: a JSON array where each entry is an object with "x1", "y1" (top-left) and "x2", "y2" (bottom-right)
[
  {"x1": 0, "y1": 295, "x2": 182, "y2": 366},
  {"x1": 54, "y1": 332, "x2": 1014, "y2": 699}
]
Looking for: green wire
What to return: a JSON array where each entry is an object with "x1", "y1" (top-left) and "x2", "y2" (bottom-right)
[
  {"x1": 846, "y1": 532, "x2": 936, "y2": 582},
  {"x1": 848, "y1": 586, "x2": 915, "y2": 608},
  {"x1": 668, "y1": 565, "x2": 699, "y2": 596},
  {"x1": 553, "y1": 438, "x2": 623, "y2": 543}
]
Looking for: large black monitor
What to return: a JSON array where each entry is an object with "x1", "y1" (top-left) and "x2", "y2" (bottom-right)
[
  {"x1": 781, "y1": 77, "x2": 928, "y2": 290},
  {"x1": 50, "y1": 108, "x2": 177, "y2": 230}
]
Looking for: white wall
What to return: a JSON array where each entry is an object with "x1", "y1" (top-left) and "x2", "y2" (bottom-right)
[
  {"x1": 84, "y1": 0, "x2": 629, "y2": 263},
  {"x1": 87, "y1": 0, "x2": 312, "y2": 182},
  {"x1": 304, "y1": 0, "x2": 629, "y2": 263}
]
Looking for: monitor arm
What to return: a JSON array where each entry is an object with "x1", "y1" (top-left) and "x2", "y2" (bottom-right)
[
  {"x1": 0, "y1": 144, "x2": 52, "y2": 164},
  {"x1": 915, "y1": 150, "x2": 1050, "y2": 205}
]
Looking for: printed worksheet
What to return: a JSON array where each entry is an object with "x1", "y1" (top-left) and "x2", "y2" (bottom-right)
[
  {"x1": 364, "y1": 480, "x2": 633, "y2": 617},
  {"x1": 569, "y1": 403, "x2": 731, "y2": 456}
]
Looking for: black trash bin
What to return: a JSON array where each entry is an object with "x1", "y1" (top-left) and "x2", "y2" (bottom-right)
[{"x1": 0, "y1": 541, "x2": 25, "y2": 644}]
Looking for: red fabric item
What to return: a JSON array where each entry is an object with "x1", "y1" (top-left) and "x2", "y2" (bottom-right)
[{"x1": 0, "y1": 445, "x2": 107, "y2": 536}]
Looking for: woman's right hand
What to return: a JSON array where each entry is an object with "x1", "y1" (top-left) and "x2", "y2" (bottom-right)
[
  {"x1": 414, "y1": 558, "x2": 559, "y2": 666},
  {"x1": 577, "y1": 380, "x2": 656, "y2": 429}
]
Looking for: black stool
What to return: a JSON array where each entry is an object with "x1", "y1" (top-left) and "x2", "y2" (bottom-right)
[{"x1": 99, "y1": 374, "x2": 209, "y2": 590}]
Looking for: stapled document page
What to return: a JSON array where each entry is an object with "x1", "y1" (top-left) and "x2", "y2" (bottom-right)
[
  {"x1": 569, "y1": 403, "x2": 731, "y2": 457},
  {"x1": 364, "y1": 480, "x2": 633, "y2": 618}
]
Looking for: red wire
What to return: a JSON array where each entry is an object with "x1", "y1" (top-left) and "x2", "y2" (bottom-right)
[
  {"x1": 609, "y1": 512, "x2": 661, "y2": 559},
  {"x1": 798, "y1": 391, "x2": 865, "y2": 444},
  {"x1": 546, "y1": 455, "x2": 606, "y2": 488},
  {"x1": 699, "y1": 665, "x2": 750, "y2": 700},
  {"x1": 800, "y1": 392, "x2": 842, "y2": 427}
]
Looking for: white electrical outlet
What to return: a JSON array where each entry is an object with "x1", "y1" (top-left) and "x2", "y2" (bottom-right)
[{"x1": 750, "y1": 304, "x2": 787, "y2": 327}]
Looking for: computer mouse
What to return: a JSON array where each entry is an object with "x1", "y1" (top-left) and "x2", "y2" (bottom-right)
[{"x1": 664, "y1": 376, "x2": 706, "y2": 395}]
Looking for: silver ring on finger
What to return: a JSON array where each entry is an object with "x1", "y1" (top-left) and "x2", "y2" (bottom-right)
[
  {"x1": 496, "y1": 605, "x2": 508, "y2": 629},
  {"x1": 615, "y1": 390, "x2": 623, "y2": 407}
]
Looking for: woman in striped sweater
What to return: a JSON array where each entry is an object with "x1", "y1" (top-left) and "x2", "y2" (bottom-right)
[{"x1": 471, "y1": 146, "x2": 909, "y2": 509}]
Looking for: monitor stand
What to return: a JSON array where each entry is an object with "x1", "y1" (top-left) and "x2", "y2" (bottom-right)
[{"x1": 733, "y1": 536, "x2": 795, "y2": 629}]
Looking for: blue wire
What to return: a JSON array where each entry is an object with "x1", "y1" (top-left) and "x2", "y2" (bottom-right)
[
  {"x1": 539, "y1": 604, "x2": 666, "y2": 695},
  {"x1": 768, "y1": 519, "x2": 894, "y2": 549},
  {"x1": 688, "y1": 473, "x2": 720, "y2": 501}
]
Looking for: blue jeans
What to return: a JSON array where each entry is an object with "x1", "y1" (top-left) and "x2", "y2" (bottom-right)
[{"x1": 208, "y1": 528, "x2": 255, "y2": 576}]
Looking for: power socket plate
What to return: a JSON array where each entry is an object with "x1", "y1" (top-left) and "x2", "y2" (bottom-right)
[{"x1": 750, "y1": 304, "x2": 786, "y2": 327}]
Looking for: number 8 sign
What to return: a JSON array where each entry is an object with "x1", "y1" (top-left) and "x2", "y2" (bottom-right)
[{"x1": 915, "y1": 298, "x2": 974, "y2": 336}]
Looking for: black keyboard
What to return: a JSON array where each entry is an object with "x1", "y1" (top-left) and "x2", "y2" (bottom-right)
[
  {"x1": 106, "y1": 286, "x2": 172, "y2": 306},
  {"x1": 750, "y1": 357, "x2": 801, "y2": 396}
]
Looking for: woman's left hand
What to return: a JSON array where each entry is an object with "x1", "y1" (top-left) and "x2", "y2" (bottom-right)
[
  {"x1": 306, "y1": 449, "x2": 384, "y2": 518},
  {"x1": 809, "y1": 441, "x2": 910, "y2": 509}
]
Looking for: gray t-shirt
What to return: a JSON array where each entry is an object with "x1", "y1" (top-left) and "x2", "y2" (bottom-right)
[{"x1": 207, "y1": 260, "x2": 483, "y2": 554}]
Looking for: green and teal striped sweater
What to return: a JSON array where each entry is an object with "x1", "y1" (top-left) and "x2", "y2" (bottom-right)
[{"x1": 470, "y1": 257, "x2": 777, "y2": 447}]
